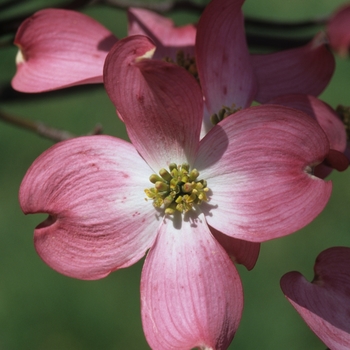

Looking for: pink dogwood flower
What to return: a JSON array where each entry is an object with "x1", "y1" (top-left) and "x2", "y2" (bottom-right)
[
  {"x1": 327, "y1": 3, "x2": 350, "y2": 57},
  {"x1": 281, "y1": 247, "x2": 350, "y2": 350},
  {"x1": 20, "y1": 34, "x2": 333, "y2": 349}
]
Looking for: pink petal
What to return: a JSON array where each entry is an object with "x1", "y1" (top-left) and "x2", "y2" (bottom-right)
[
  {"x1": 195, "y1": 105, "x2": 332, "y2": 242},
  {"x1": 104, "y1": 35, "x2": 203, "y2": 171},
  {"x1": 196, "y1": 0, "x2": 257, "y2": 133},
  {"x1": 210, "y1": 226, "x2": 260, "y2": 270},
  {"x1": 19, "y1": 136, "x2": 159, "y2": 280},
  {"x1": 252, "y1": 33, "x2": 335, "y2": 103},
  {"x1": 319, "y1": 149, "x2": 349, "y2": 178},
  {"x1": 141, "y1": 213, "x2": 243, "y2": 349},
  {"x1": 327, "y1": 4, "x2": 350, "y2": 57},
  {"x1": 12, "y1": 9, "x2": 118, "y2": 92},
  {"x1": 268, "y1": 94, "x2": 348, "y2": 178},
  {"x1": 323, "y1": 149, "x2": 349, "y2": 171},
  {"x1": 127, "y1": 8, "x2": 196, "y2": 60},
  {"x1": 280, "y1": 247, "x2": 350, "y2": 350}
]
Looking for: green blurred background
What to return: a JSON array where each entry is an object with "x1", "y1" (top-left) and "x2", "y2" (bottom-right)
[{"x1": 0, "y1": 0, "x2": 350, "y2": 349}]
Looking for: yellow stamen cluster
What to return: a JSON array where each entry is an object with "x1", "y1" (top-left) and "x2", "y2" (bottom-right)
[
  {"x1": 164, "y1": 50, "x2": 198, "y2": 81},
  {"x1": 145, "y1": 163, "x2": 209, "y2": 214},
  {"x1": 210, "y1": 104, "x2": 242, "y2": 125},
  {"x1": 336, "y1": 104, "x2": 350, "y2": 141}
]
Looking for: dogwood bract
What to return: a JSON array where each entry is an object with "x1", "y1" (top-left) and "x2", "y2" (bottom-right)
[
  {"x1": 281, "y1": 247, "x2": 350, "y2": 350},
  {"x1": 11, "y1": 8, "x2": 118, "y2": 92}
]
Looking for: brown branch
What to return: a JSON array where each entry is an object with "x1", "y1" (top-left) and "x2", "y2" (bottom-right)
[
  {"x1": 0, "y1": 109, "x2": 102, "y2": 142},
  {"x1": 0, "y1": 0, "x2": 95, "y2": 37},
  {"x1": 101, "y1": 0, "x2": 206, "y2": 12},
  {"x1": 246, "y1": 33, "x2": 311, "y2": 50},
  {"x1": 0, "y1": 0, "x2": 27, "y2": 12},
  {"x1": 244, "y1": 15, "x2": 327, "y2": 30}
]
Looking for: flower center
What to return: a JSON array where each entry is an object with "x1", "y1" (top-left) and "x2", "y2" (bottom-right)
[
  {"x1": 210, "y1": 104, "x2": 242, "y2": 125},
  {"x1": 164, "y1": 50, "x2": 198, "y2": 82},
  {"x1": 144, "y1": 163, "x2": 209, "y2": 214}
]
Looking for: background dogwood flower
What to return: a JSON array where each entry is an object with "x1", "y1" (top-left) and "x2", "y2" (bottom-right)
[
  {"x1": 280, "y1": 246, "x2": 350, "y2": 350},
  {"x1": 127, "y1": 0, "x2": 336, "y2": 139},
  {"x1": 196, "y1": 0, "x2": 335, "y2": 134},
  {"x1": 11, "y1": 7, "x2": 197, "y2": 94},
  {"x1": 20, "y1": 34, "x2": 333, "y2": 348}
]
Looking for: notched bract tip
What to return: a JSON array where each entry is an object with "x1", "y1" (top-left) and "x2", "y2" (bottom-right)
[
  {"x1": 15, "y1": 48, "x2": 26, "y2": 64},
  {"x1": 36, "y1": 214, "x2": 57, "y2": 230},
  {"x1": 135, "y1": 47, "x2": 156, "y2": 62}
]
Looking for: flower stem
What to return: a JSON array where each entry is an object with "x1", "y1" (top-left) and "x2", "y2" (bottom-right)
[{"x1": 0, "y1": 109, "x2": 102, "y2": 142}]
